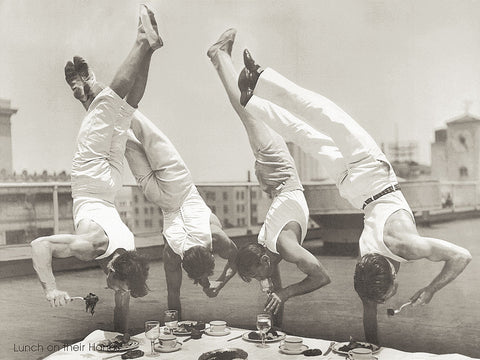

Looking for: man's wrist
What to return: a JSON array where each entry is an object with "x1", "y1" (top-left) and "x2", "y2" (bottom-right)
[{"x1": 41, "y1": 281, "x2": 57, "y2": 293}]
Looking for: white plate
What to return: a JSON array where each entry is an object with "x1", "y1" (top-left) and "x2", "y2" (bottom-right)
[
  {"x1": 332, "y1": 341, "x2": 381, "y2": 355},
  {"x1": 154, "y1": 341, "x2": 182, "y2": 353},
  {"x1": 279, "y1": 344, "x2": 309, "y2": 355},
  {"x1": 241, "y1": 331, "x2": 286, "y2": 343},
  {"x1": 205, "y1": 328, "x2": 231, "y2": 336}
]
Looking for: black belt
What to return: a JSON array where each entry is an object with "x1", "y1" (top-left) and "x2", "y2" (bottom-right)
[{"x1": 362, "y1": 184, "x2": 401, "y2": 210}]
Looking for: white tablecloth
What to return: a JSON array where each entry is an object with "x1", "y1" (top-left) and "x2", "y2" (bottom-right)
[{"x1": 44, "y1": 327, "x2": 477, "y2": 360}]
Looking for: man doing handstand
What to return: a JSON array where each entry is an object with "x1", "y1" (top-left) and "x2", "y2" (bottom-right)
[
  {"x1": 208, "y1": 29, "x2": 331, "y2": 327},
  {"x1": 65, "y1": 55, "x2": 238, "y2": 320},
  {"x1": 31, "y1": 5, "x2": 162, "y2": 332},
  {"x1": 237, "y1": 49, "x2": 472, "y2": 344}
]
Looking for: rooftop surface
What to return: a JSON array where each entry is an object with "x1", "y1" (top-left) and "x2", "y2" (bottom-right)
[{"x1": 1, "y1": 218, "x2": 479, "y2": 359}]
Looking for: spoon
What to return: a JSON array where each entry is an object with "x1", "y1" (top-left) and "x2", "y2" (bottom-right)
[{"x1": 387, "y1": 301, "x2": 412, "y2": 316}]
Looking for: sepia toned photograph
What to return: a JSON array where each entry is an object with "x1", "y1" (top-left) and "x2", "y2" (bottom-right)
[{"x1": 0, "y1": 1, "x2": 479, "y2": 359}]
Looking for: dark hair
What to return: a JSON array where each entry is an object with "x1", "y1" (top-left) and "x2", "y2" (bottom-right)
[
  {"x1": 111, "y1": 250, "x2": 149, "y2": 298},
  {"x1": 236, "y1": 243, "x2": 265, "y2": 282},
  {"x1": 354, "y1": 253, "x2": 394, "y2": 303},
  {"x1": 182, "y1": 246, "x2": 215, "y2": 284}
]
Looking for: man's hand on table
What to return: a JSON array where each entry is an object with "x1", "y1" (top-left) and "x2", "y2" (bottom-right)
[
  {"x1": 46, "y1": 289, "x2": 71, "y2": 307},
  {"x1": 264, "y1": 290, "x2": 288, "y2": 314}
]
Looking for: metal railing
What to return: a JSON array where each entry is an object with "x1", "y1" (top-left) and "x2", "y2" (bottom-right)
[{"x1": 1, "y1": 180, "x2": 479, "y2": 247}]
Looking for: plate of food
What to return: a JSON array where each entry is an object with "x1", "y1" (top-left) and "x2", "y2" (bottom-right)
[
  {"x1": 241, "y1": 329, "x2": 286, "y2": 343},
  {"x1": 332, "y1": 339, "x2": 381, "y2": 355},
  {"x1": 94, "y1": 334, "x2": 140, "y2": 352},
  {"x1": 172, "y1": 321, "x2": 199, "y2": 336},
  {"x1": 198, "y1": 347, "x2": 248, "y2": 360}
]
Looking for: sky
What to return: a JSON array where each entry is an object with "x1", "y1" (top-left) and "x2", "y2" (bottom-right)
[{"x1": 1, "y1": 0, "x2": 480, "y2": 183}]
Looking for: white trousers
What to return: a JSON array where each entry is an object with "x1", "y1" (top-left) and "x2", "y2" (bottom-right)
[
  {"x1": 71, "y1": 87, "x2": 135, "y2": 203},
  {"x1": 245, "y1": 68, "x2": 398, "y2": 209},
  {"x1": 125, "y1": 110, "x2": 194, "y2": 212}
]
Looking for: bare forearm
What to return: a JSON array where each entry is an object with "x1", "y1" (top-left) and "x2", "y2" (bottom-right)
[
  {"x1": 427, "y1": 254, "x2": 471, "y2": 293},
  {"x1": 167, "y1": 292, "x2": 182, "y2": 319},
  {"x1": 363, "y1": 316, "x2": 378, "y2": 344},
  {"x1": 363, "y1": 301, "x2": 379, "y2": 344},
  {"x1": 31, "y1": 239, "x2": 57, "y2": 292},
  {"x1": 283, "y1": 274, "x2": 330, "y2": 300},
  {"x1": 216, "y1": 260, "x2": 237, "y2": 286},
  {"x1": 114, "y1": 292, "x2": 130, "y2": 333}
]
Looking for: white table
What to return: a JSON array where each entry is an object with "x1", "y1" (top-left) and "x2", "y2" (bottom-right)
[{"x1": 45, "y1": 327, "x2": 477, "y2": 360}]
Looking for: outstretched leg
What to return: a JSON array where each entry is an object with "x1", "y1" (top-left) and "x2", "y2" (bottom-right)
[
  {"x1": 245, "y1": 95, "x2": 347, "y2": 184},
  {"x1": 110, "y1": 6, "x2": 161, "y2": 104},
  {"x1": 241, "y1": 50, "x2": 383, "y2": 164},
  {"x1": 208, "y1": 29, "x2": 274, "y2": 153}
]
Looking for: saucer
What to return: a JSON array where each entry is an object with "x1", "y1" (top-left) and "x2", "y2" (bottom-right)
[
  {"x1": 279, "y1": 344, "x2": 309, "y2": 355},
  {"x1": 154, "y1": 341, "x2": 182, "y2": 353},
  {"x1": 205, "y1": 328, "x2": 231, "y2": 336}
]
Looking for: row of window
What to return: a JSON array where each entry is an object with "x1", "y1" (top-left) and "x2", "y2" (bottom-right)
[
  {"x1": 133, "y1": 219, "x2": 162, "y2": 228},
  {"x1": 133, "y1": 207, "x2": 161, "y2": 215},
  {"x1": 208, "y1": 204, "x2": 257, "y2": 214},
  {"x1": 204, "y1": 190, "x2": 262, "y2": 201}
]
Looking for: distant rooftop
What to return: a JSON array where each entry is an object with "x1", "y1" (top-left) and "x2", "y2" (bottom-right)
[{"x1": 447, "y1": 114, "x2": 480, "y2": 125}]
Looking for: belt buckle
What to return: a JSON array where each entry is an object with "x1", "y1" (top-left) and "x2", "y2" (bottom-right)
[{"x1": 390, "y1": 184, "x2": 395, "y2": 192}]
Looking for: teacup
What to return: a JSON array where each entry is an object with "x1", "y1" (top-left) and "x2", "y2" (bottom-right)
[
  {"x1": 209, "y1": 320, "x2": 227, "y2": 333},
  {"x1": 158, "y1": 334, "x2": 177, "y2": 348},
  {"x1": 282, "y1": 336, "x2": 303, "y2": 351},
  {"x1": 348, "y1": 348, "x2": 375, "y2": 360}
]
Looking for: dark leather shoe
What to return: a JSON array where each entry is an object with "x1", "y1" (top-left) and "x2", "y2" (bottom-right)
[
  {"x1": 243, "y1": 49, "x2": 263, "y2": 86},
  {"x1": 238, "y1": 68, "x2": 254, "y2": 106},
  {"x1": 64, "y1": 61, "x2": 87, "y2": 102}
]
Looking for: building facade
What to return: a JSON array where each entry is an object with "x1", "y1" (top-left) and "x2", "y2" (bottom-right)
[
  {"x1": 286, "y1": 142, "x2": 329, "y2": 181},
  {"x1": 0, "y1": 99, "x2": 17, "y2": 175},
  {"x1": 0, "y1": 183, "x2": 73, "y2": 245},
  {"x1": 431, "y1": 115, "x2": 480, "y2": 181},
  {"x1": 197, "y1": 184, "x2": 270, "y2": 229}
]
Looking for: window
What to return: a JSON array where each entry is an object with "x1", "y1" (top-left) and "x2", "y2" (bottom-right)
[
  {"x1": 252, "y1": 216, "x2": 258, "y2": 224},
  {"x1": 223, "y1": 205, "x2": 228, "y2": 214},
  {"x1": 206, "y1": 191, "x2": 216, "y2": 201},
  {"x1": 223, "y1": 192, "x2": 228, "y2": 200},
  {"x1": 252, "y1": 204, "x2": 257, "y2": 212},
  {"x1": 459, "y1": 166, "x2": 468, "y2": 177},
  {"x1": 145, "y1": 219, "x2": 152, "y2": 227},
  {"x1": 241, "y1": 191, "x2": 245, "y2": 200},
  {"x1": 134, "y1": 195, "x2": 138, "y2": 203},
  {"x1": 7, "y1": 229, "x2": 35, "y2": 245},
  {"x1": 135, "y1": 220, "x2": 139, "y2": 227},
  {"x1": 236, "y1": 191, "x2": 239, "y2": 200},
  {"x1": 144, "y1": 207, "x2": 148, "y2": 214},
  {"x1": 252, "y1": 191, "x2": 256, "y2": 199},
  {"x1": 240, "y1": 204, "x2": 245, "y2": 212},
  {"x1": 135, "y1": 207, "x2": 139, "y2": 214}
]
